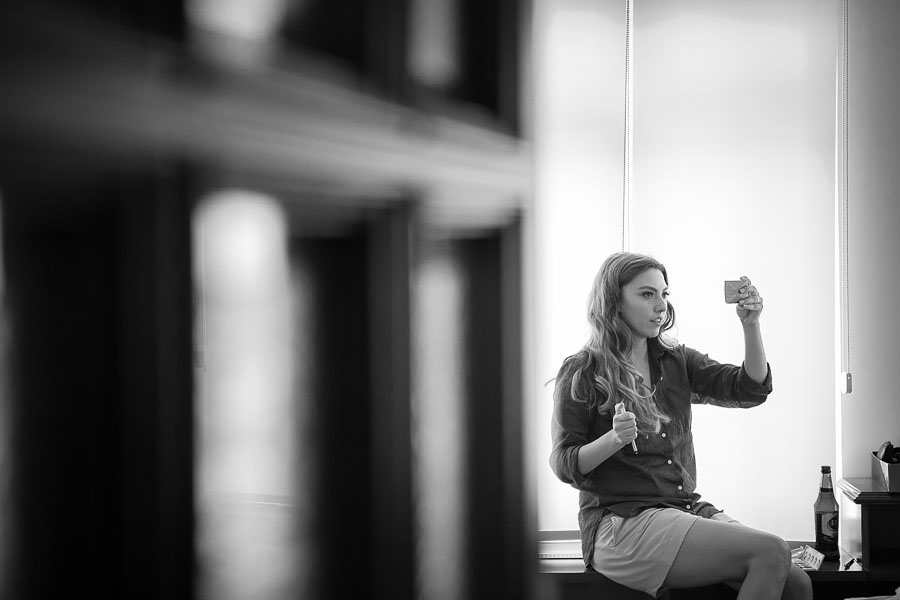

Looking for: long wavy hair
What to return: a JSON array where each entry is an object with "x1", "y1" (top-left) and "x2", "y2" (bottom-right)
[{"x1": 555, "y1": 252, "x2": 676, "y2": 434}]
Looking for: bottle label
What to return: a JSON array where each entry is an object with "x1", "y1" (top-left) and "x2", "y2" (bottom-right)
[{"x1": 817, "y1": 512, "x2": 838, "y2": 543}]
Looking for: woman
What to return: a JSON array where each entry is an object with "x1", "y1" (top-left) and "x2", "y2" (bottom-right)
[{"x1": 550, "y1": 252, "x2": 811, "y2": 599}]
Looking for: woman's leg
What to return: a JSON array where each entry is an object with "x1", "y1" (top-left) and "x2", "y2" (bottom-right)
[
  {"x1": 661, "y1": 518, "x2": 793, "y2": 600},
  {"x1": 722, "y1": 563, "x2": 812, "y2": 600},
  {"x1": 707, "y1": 515, "x2": 813, "y2": 600}
]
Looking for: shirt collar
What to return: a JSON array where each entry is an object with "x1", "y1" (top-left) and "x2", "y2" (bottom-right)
[{"x1": 647, "y1": 336, "x2": 671, "y2": 361}]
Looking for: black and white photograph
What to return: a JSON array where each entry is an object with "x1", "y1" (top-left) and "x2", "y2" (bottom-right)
[{"x1": 0, "y1": 1, "x2": 898, "y2": 599}]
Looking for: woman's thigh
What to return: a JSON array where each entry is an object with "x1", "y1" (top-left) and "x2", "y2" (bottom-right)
[{"x1": 662, "y1": 517, "x2": 789, "y2": 589}]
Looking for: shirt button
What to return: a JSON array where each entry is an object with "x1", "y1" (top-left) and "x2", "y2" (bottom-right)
[
  {"x1": 667, "y1": 459, "x2": 673, "y2": 465},
  {"x1": 685, "y1": 504, "x2": 691, "y2": 510},
  {"x1": 677, "y1": 485, "x2": 683, "y2": 490},
  {"x1": 661, "y1": 433, "x2": 667, "y2": 438}
]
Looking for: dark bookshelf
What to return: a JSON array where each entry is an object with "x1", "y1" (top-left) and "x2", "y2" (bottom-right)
[{"x1": 0, "y1": 1, "x2": 532, "y2": 599}]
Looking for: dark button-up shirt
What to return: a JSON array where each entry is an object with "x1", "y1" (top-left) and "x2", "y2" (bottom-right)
[{"x1": 549, "y1": 337, "x2": 772, "y2": 566}]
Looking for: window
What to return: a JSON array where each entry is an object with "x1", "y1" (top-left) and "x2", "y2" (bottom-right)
[{"x1": 533, "y1": 0, "x2": 838, "y2": 541}]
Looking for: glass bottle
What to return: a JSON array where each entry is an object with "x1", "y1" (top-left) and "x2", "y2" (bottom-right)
[{"x1": 814, "y1": 465, "x2": 839, "y2": 559}]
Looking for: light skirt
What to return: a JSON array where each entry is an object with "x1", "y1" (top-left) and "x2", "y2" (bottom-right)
[{"x1": 591, "y1": 508, "x2": 739, "y2": 597}]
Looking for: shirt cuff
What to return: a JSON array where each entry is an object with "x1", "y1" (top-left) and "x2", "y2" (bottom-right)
[
  {"x1": 739, "y1": 362, "x2": 773, "y2": 394},
  {"x1": 565, "y1": 445, "x2": 590, "y2": 487}
]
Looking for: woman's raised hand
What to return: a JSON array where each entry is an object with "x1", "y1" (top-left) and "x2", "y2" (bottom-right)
[{"x1": 735, "y1": 275, "x2": 763, "y2": 324}]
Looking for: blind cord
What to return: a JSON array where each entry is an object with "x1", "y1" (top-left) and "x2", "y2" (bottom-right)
[
  {"x1": 839, "y1": 0, "x2": 851, "y2": 380},
  {"x1": 621, "y1": 0, "x2": 633, "y2": 252}
]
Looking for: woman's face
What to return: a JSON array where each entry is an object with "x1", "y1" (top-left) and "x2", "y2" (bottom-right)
[{"x1": 619, "y1": 268, "x2": 669, "y2": 340}]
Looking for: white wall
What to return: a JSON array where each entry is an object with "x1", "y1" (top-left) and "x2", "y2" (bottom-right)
[
  {"x1": 841, "y1": 0, "x2": 900, "y2": 480},
  {"x1": 533, "y1": 0, "x2": 839, "y2": 541},
  {"x1": 532, "y1": 0, "x2": 628, "y2": 531}
]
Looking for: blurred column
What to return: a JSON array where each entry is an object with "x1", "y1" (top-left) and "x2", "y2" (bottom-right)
[
  {"x1": 0, "y1": 194, "x2": 9, "y2": 598},
  {"x1": 193, "y1": 190, "x2": 300, "y2": 600},
  {"x1": 0, "y1": 166, "x2": 195, "y2": 599},
  {"x1": 413, "y1": 244, "x2": 469, "y2": 600},
  {"x1": 408, "y1": 0, "x2": 461, "y2": 91},
  {"x1": 412, "y1": 220, "x2": 531, "y2": 600}
]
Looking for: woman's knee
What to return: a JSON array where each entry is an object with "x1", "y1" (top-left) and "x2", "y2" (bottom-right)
[{"x1": 747, "y1": 535, "x2": 791, "y2": 578}]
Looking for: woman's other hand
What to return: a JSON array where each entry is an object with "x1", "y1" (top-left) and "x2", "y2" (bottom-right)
[{"x1": 612, "y1": 403, "x2": 638, "y2": 447}]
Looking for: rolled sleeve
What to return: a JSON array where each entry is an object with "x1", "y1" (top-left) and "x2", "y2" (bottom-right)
[
  {"x1": 737, "y1": 361, "x2": 772, "y2": 396},
  {"x1": 549, "y1": 378, "x2": 594, "y2": 488},
  {"x1": 684, "y1": 346, "x2": 772, "y2": 408}
]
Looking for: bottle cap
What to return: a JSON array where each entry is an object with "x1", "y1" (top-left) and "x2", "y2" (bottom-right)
[{"x1": 821, "y1": 465, "x2": 831, "y2": 473}]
